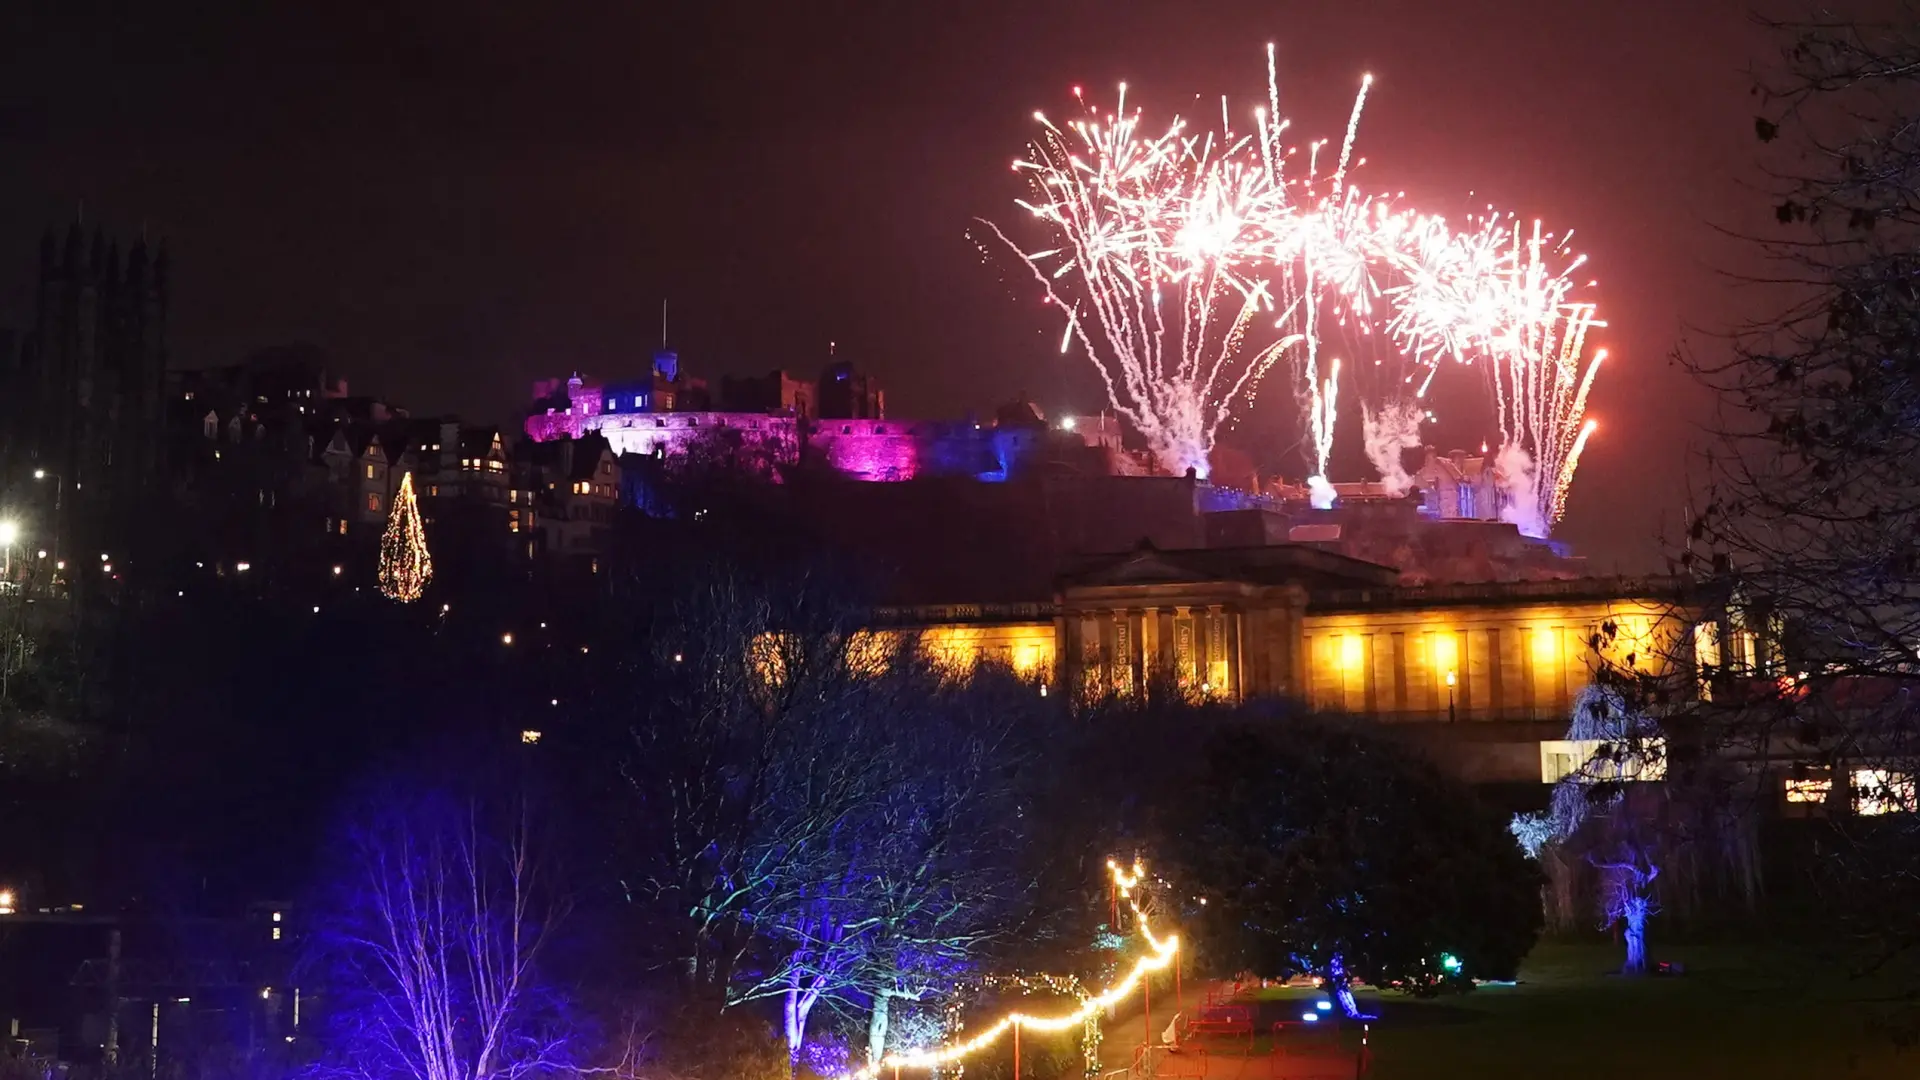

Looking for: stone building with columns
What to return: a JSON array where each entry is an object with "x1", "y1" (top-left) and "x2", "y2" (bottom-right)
[{"x1": 882, "y1": 540, "x2": 1688, "y2": 788}]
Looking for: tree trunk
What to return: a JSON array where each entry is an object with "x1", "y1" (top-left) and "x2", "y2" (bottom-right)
[
  {"x1": 784, "y1": 972, "x2": 821, "y2": 1062},
  {"x1": 1325, "y1": 955, "x2": 1361, "y2": 1019},
  {"x1": 1621, "y1": 899, "x2": 1649, "y2": 976},
  {"x1": 867, "y1": 991, "x2": 892, "y2": 1067}
]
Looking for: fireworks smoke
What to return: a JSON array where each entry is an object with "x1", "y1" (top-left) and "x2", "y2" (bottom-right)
[
  {"x1": 1494, "y1": 444, "x2": 1543, "y2": 538},
  {"x1": 1307, "y1": 474, "x2": 1339, "y2": 510},
  {"x1": 1361, "y1": 400, "x2": 1426, "y2": 497}
]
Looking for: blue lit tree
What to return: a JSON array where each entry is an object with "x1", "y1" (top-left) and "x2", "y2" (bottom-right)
[{"x1": 307, "y1": 789, "x2": 585, "y2": 1080}]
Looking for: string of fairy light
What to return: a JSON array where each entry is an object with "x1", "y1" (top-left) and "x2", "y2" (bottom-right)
[{"x1": 839, "y1": 859, "x2": 1177, "y2": 1080}]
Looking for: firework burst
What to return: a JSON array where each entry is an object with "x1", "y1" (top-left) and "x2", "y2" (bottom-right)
[
  {"x1": 981, "y1": 49, "x2": 1379, "y2": 478},
  {"x1": 1387, "y1": 215, "x2": 1605, "y2": 534},
  {"x1": 985, "y1": 49, "x2": 1607, "y2": 533}
]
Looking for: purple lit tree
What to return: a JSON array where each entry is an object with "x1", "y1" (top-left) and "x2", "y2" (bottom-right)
[{"x1": 311, "y1": 791, "x2": 581, "y2": 1080}]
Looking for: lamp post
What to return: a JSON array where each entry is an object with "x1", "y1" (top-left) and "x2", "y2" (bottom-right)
[
  {"x1": 1445, "y1": 668, "x2": 1457, "y2": 723},
  {"x1": 32, "y1": 469, "x2": 64, "y2": 564},
  {"x1": 32, "y1": 469, "x2": 64, "y2": 511}
]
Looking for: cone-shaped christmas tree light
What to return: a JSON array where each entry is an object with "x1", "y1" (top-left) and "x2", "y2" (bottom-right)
[{"x1": 378, "y1": 472, "x2": 432, "y2": 602}]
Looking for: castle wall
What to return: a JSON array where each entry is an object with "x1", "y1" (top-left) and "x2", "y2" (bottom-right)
[{"x1": 527, "y1": 408, "x2": 1053, "y2": 482}]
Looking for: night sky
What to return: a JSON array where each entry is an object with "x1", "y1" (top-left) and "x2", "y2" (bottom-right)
[{"x1": 0, "y1": 1, "x2": 1787, "y2": 568}]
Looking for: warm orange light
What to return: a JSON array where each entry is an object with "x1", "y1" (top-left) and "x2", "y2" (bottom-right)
[
  {"x1": 1533, "y1": 628, "x2": 1560, "y2": 666},
  {"x1": 1340, "y1": 634, "x2": 1365, "y2": 673},
  {"x1": 844, "y1": 860, "x2": 1177, "y2": 1079}
]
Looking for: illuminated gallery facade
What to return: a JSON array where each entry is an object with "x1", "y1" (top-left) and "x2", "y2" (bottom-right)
[{"x1": 891, "y1": 543, "x2": 1689, "y2": 787}]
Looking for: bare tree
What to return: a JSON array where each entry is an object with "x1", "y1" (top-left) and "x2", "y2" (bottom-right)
[
  {"x1": 618, "y1": 566, "x2": 904, "y2": 1012},
  {"x1": 608, "y1": 561, "x2": 1046, "y2": 1062},
  {"x1": 315, "y1": 792, "x2": 577, "y2": 1080},
  {"x1": 1671, "y1": 8, "x2": 1920, "y2": 1005}
]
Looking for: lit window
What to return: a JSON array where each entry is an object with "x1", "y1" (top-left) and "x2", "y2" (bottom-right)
[
  {"x1": 633, "y1": 396, "x2": 643, "y2": 408},
  {"x1": 1785, "y1": 778, "x2": 1831, "y2": 803},
  {"x1": 521, "y1": 730, "x2": 542, "y2": 744},
  {"x1": 272, "y1": 927, "x2": 281, "y2": 941},
  {"x1": 338, "y1": 521, "x2": 348, "y2": 535},
  {"x1": 365, "y1": 464, "x2": 376, "y2": 479},
  {"x1": 429, "y1": 486, "x2": 438, "y2": 497},
  {"x1": 367, "y1": 493, "x2": 381, "y2": 512},
  {"x1": 1540, "y1": 739, "x2": 1667, "y2": 784},
  {"x1": 272, "y1": 911, "x2": 282, "y2": 923},
  {"x1": 1853, "y1": 769, "x2": 1916, "y2": 816},
  {"x1": 489, "y1": 460, "x2": 504, "y2": 472}
]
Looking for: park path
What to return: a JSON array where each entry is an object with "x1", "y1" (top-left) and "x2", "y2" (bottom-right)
[{"x1": 1097, "y1": 980, "x2": 1364, "y2": 1080}]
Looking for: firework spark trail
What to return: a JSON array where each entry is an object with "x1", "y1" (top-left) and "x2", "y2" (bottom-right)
[
  {"x1": 1386, "y1": 216, "x2": 1605, "y2": 533},
  {"x1": 986, "y1": 51, "x2": 1377, "y2": 478},
  {"x1": 988, "y1": 50, "x2": 1607, "y2": 531}
]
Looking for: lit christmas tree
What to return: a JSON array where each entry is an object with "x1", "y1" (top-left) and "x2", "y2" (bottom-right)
[{"x1": 378, "y1": 472, "x2": 432, "y2": 602}]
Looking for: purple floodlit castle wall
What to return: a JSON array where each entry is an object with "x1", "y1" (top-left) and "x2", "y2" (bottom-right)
[
  {"x1": 527, "y1": 409, "x2": 802, "y2": 463},
  {"x1": 526, "y1": 408, "x2": 1077, "y2": 483}
]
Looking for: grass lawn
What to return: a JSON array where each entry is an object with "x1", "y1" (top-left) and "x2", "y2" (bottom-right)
[{"x1": 1254, "y1": 941, "x2": 1915, "y2": 1079}]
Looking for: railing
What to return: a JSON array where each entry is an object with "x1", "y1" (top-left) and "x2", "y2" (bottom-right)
[{"x1": 1131, "y1": 1043, "x2": 1208, "y2": 1079}]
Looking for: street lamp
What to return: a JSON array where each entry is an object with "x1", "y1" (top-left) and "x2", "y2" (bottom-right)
[
  {"x1": 31, "y1": 469, "x2": 63, "y2": 509},
  {"x1": 30, "y1": 470, "x2": 64, "y2": 564},
  {"x1": 1445, "y1": 668, "x2": 1458, "y2": 723}
]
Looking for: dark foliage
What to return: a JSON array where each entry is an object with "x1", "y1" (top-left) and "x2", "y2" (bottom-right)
[{"x1": 1164, "y1": 714, "x2": 1541, "y2": 995}]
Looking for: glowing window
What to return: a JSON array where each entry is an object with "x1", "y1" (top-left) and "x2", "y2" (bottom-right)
[
  {"x1": 367, "y1": 493, "x2": 381, "y2": 512},
  {"x1": 1339, "y1": 634, "x2": 1365, "y2": 673},
  {"x1": 364, "y1": 464, "x2": 376, "y2": 479},
  {"x1": 633, "y1": 396, "x2": 643, "y2": 408},
  {"x1": 1784, "y1": 778, "x2": 1831, "y2": 803},
  {"x1": 1853, "y1": 769, "x2": 1916, "y2": 816},
  {"x1": 1541, "y1": 738, "x2": 1668, "y2": 784}
]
